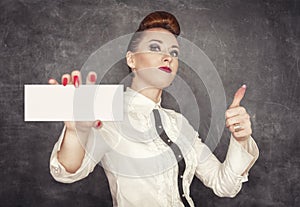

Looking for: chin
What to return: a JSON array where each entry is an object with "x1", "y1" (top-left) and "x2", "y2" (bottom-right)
[
  {"x1": 148, "y1": 77, "x2": 174, "y2": 89},
  {"x1": 135, "y1": 69, "x2": 175, "y2": 89}
]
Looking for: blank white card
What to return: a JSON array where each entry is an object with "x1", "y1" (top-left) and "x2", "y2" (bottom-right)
[{"x1": 24, "y1": 85, "x2": 123, "y2": 121}]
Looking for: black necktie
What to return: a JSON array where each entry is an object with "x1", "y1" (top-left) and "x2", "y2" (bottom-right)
[{"x1": 152, "y1": 109, "x2": 190, "y2": 207}]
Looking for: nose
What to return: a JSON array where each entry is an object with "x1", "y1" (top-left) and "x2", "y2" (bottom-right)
[{"x1": 162, "y1": 53, "x2": 172, "y2": 64}]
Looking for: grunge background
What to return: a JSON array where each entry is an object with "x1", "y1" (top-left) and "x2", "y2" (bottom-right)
[{"x1": 0, "y1": 0, "x2": 299, "y2": 206}]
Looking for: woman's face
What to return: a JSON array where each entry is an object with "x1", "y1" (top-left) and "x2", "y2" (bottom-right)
[{"x1": 127, "y1": 28, "x2": 179, "y2": 89}]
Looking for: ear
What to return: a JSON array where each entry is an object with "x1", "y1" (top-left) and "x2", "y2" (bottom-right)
[{"x1": 126, "y1": 51, "x2": 136, "y2": 69}]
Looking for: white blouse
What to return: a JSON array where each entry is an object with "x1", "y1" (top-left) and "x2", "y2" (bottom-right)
[{"x1": 50, "y1": 87, "x2": 259, "y2": 207}]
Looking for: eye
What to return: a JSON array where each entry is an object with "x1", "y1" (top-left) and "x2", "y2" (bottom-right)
[
  {"x1": 149, "y1": 43, "x2": 161, "y2": 52},
  {"x1": 170, "y1": 50, "x2": 179, "y2": 57}
]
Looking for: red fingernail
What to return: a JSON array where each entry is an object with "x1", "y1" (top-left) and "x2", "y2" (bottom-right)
[
  {"x1": 97, "y1": 121, "x2": 102, "y2": 127},
  {"x1": 62, "y1": 77, "x2": 68, "y2": 86},
  {"x1": 90, "y1": 74, "x2": 96, "y2": 82},
  {"x1": 73, "y1": 76, "x2": 79, "y2": 87}
]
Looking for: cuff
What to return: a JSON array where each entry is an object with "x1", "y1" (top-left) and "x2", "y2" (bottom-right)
[
  {"x1": 49, "y1": 126, "x2": 96, "y2": 183},
  {"x1": 225, "y1": 134, "x2": 259, "y2": 177}
]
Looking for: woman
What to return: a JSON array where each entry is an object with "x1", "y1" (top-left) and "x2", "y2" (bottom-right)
[{"x1": 49, "y1": 11, "x2": 259, "y2": 207}]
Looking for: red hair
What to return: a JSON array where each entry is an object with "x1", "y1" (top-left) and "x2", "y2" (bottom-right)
[
  {"x1": 137, "y1": 11, "x2": 180, "y2": 36},
  {"x1": 127, "y1": 11, "x2": 180, "y2": 52}
]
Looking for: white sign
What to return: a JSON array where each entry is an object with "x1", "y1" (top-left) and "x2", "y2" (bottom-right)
[{"x1": 24, "y1": 85, "x2": 123, "y2": 121}]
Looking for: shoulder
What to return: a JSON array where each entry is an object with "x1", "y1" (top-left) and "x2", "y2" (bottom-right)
[
  {"x1": 162, "y1": 108, "x2": 190, "y2": 125},
  {"x1": 162, "y1": 107, "x2": 198, "y2": 136}
]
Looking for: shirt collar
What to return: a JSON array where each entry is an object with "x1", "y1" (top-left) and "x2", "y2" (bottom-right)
[{"x1": 125, "y1": 87, "x2": 162, "y2": 115}]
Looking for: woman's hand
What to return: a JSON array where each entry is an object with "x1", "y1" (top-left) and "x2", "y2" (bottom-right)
[
  {"x1": 48, "y1": 70, "x2": 102, "y2": 134},
  {"x1": 225, "y1": 85, "x2": 252, "y2": 142},
  {"x1": 48, "y1": 70, "x2": 101, "y2": 173}
]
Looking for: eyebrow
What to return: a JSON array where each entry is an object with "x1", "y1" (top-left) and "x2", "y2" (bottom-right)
[{"x1": 147, "y1": 39, "x2": 179, "y2": 49}]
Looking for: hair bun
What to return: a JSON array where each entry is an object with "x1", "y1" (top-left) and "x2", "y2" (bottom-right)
[{"x1": 137, "y1": 11, "x2": 180, "y2": 36}]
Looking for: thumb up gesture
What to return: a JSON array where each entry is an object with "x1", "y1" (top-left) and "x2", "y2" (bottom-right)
[{"x1": 225, "y1": 85, "x2": 252, "y2": 142}]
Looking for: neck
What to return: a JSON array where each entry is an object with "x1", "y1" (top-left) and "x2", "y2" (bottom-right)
[{"x1": 130, "y1": 80, "x2": 162, "y2": 104}]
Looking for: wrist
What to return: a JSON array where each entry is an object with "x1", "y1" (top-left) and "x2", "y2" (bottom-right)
[
  {"x1": 65, "y1": 127, "x2": 91, "y2": 141},
  {"x1": 236, "y1": 135, "x2": 250, "y2": 148}
]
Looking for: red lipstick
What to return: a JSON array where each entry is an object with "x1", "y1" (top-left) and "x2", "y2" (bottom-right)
[{"x1": 159, "y1": 66, "x2": 172, "y2": 73}]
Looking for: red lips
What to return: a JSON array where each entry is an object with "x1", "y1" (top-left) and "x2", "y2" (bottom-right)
[{"x1": 159, "y1": 66, "x2": 172, "y2": 73}]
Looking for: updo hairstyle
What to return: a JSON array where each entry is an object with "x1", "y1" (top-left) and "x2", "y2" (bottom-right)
[{"x1": 127, "y1": 11, "x2": 181, "y2": 53}]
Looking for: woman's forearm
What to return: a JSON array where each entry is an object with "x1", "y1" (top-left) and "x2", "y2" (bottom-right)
[{"x1": 57, "y1": 128, "x2": 90, "y2": 173}]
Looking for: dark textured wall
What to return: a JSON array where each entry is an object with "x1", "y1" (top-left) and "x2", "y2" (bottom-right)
[{"x1": 0, "y1": 0, "x2": 299, "y2": 206}]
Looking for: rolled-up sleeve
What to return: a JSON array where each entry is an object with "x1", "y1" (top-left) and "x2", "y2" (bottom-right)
[
  {"x1": 194, "y1": 134, "x2": 259, "y2": 197},
  {"x1": 49, "y1": 126, "x2": 99, "y2": 183}
]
